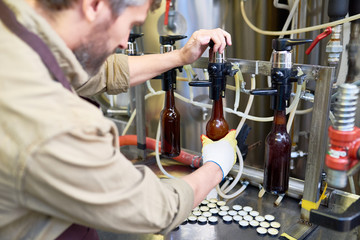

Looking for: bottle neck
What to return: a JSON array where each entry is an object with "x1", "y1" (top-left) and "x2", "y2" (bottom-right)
[
  {"x1": 211, "y1": 97, "x2": 224, "y2": 119},
  {"x1": 164, "y1": 89, "x2": 175, "y2": 108},
  {"x1": 272, "y1": 110, "x2": 287, "y2": 130}
]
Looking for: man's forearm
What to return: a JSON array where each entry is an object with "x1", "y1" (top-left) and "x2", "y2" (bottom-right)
[
  {"x1": 128, "y1": 50, "x2": 184, "y2": 87},
  {"x1": 181, "y1": 162, "x2": 223, "y2": 209}
]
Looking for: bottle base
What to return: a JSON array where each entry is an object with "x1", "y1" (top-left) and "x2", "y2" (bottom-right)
[
  {"x1": 265, "y1": 187, "x2": 287, "y2": 195},
  {"x1": 161, "y1": 152, "x2": 180, "y2": 158}
]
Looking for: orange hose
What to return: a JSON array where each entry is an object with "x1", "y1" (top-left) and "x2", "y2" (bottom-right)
[{"x1": 119, "y1": 135, "x2": 201, "y2": 168}]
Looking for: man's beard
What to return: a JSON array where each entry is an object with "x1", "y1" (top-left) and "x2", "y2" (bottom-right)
[{"x1": 73, "y1": 22, "x2": 114, "y2": 77}]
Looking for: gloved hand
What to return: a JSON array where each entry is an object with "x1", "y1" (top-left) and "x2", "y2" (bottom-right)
[{"x1": 201, "y1": 130, "x2": 237, "y2": 179}]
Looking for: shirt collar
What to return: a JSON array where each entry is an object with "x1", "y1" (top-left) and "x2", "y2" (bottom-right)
[{"x1": 4, "y1": 0, "x2": 89, "y2": 86}]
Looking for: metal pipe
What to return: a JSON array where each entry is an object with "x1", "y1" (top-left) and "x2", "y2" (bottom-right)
[
  {"x1": 106, "y1": 109, "x2": 128, "y2": 115},
  {"x1": 346, "y1": 22, "x2": 360, "y2": 83},
  {"x1": 135, "y1": 83, "x2": 147, "y2": 159},
  {"x1": 231, "y1": 165, "x2": 304, "y2": 199},
  {"x1": 127, "y1": 34, "x2": 147, "y2": 160}
]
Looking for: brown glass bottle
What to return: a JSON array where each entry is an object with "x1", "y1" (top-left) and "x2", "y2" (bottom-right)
[
  {"x1": 206, "y1": 96, "x2": 229, "y2": 141},
  {"x1": 161, "y1": 88, "x2": 180, "y2": 157},
  {"x1": 263, "y1": 109, "x2": 291, "y2": 194}
]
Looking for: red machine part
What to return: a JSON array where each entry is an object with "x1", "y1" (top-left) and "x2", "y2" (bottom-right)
[
  {"x1": 119, "y1": 135, "x2": 202, "y2": 168},
  {"x1": 164, "y1": 0, "x2": 172, "y2": 26},
  {"x1": 305, "y1": 27, "x2": 332, "y2": 55},
  {"x1": 325, "y1": 126, "x2": 360, "y2": 171}
]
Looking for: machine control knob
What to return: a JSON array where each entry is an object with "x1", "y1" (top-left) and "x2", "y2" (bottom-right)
[
  {"x1": 159, "y1": 35, "x2": 187, "y2": 45},
  {"x1": 272, "y1": 38, "x2": 313, "y2": 51},
  {"x1": 128, "y1": 33, "x2": 144, "y2": 43}
]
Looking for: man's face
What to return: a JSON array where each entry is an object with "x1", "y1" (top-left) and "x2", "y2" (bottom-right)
[{"x1": 74, "y1": 0, "x2": 151, "y2": 76}]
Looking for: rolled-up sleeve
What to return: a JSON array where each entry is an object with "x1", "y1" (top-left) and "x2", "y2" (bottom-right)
[
  {"x1": 22, "y1": 124, "x2": 194, "y2": 235},
  {"x1": 75, "y1": 54, "x2": 130, "y2": 97}
]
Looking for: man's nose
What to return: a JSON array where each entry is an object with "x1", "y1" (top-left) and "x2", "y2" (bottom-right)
[{"x1": 118, "y1": 37, "x2": 129, "y2": 50}]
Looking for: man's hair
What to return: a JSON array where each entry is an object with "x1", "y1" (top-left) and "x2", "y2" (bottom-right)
[{"x1": 37, "y1": 0, "x2": 162, "y2": 15}]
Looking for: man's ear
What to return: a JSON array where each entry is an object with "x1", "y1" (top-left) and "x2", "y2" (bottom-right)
[{"x1": 82, "y1": 0, "x2": 106, "y2": 22}]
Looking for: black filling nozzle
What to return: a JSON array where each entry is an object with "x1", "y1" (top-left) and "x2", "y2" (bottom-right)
[
  {"x1": 188, "y1": 40, "x2": 238, "y2": 101},
  {"x1": 128, "y1": 33, "x2": 144, "y2": 43},
  {"x1": 349, "y1": 0, "x2": 360, "y2": 23},
  {"x1": 159, "y1": 35, "x2": 187, "y2": 91},
  {"x1": 126, "y1": 33, "x2": 144, "y2": 56},
  {"x1": 160, "y1": 35, "x2": 187, "y2": 45},
  {"x1": 272, "y1": 38, "x2": 313, "y2": 51},
  {"x1": 251, "y1": 38, "x2": 312, "y2": 110}
]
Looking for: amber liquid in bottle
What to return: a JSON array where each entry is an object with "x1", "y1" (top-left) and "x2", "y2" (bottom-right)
[
  {"x1": 161, "y1": 89, "x2": 180, "y2": 157},
  {"x1": 206, "y1": 96, "x2": 229, "y2": 141},
  {"x1": 263, "y1": 109, "x2": 291, "y2": 194}
]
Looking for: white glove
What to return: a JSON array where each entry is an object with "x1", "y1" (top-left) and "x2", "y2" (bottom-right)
[{"x1": 201, "y1": 130, "x2": 237, "y2": 179}]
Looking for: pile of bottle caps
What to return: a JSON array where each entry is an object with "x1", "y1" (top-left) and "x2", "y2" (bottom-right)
[{"x1": 182, "y1": 198, "x2": 281, "y2": 236}]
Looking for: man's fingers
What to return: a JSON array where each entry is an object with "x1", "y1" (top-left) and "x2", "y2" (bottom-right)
[{"x1": 208, "y1": 29, "x2": 231, "y2": 53}]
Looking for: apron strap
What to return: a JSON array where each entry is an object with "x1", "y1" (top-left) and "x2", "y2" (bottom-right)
[
  {"x1": 55, "y1": 224, "x2": 99, "y2": 240},
  {"x1": 0, "y1": 0, "x2": 72, "y2": 92}
]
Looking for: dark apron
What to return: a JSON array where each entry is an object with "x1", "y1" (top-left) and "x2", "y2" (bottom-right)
[{"x1": 0, "y1": 0, "x2": 99, "y2": 239}]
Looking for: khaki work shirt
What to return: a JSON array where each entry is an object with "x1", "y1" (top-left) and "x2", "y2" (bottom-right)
[{"x1": 0, "y1": 0, "x2": 194, "y2": 239}]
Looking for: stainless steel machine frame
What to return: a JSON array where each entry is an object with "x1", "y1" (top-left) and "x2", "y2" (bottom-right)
[{"x1": 100, "y1": 57, "x2": 360, "y2": 240}]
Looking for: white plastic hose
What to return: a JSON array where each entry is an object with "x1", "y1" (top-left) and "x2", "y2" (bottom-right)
[
  {"x1": 122, "y1": 88, "x2": 164, "y2": 136},
  {"x1": 241, "y1": 0, "x2": 360, "y2": 36},
  {"x1": 220, "y1": 179, "x2": 231, "y2": 191},
  {"x1": 146, "y1": 80, "x2": 156, "y2": 94},
  {"x1": 122, "y1": 109, "x2": 136, "y2": 136},
  {"x1": 216, "y1": 146, "x2": 246, "y2": 199},
  {"x1": 226, "y1": 84, "x2": 236, "y2": 91},
  {"x1": 174, "y1": 92, "x2": 274, "y2": 122},
  {"x1": 236, "y1": 74, "x2": 255, "y2": 136},
  {"x1": 216, "y1": 183, "x2": 248, "y2": 199},
  {"x1": 273, "y1": 0, "x2": 290, "y2": 10},
  {"x1": 296, "y1": 108, "x2": 313, "y2": 115},
  {"x1": 216, "y1": 74, "x2": 254, "y2": 199},
  {"x1": 286, "y1": 82, "x2": 303, "y2": 132},
  {"x1": 155, "y1": 118, "x2": 176, "y2": 179},
  {"x1": 233, "y1": 64, "x2": 243, "y2": 111},
  {"x1": 279, "y1": 0, "x2": 300, "y2": 39},
  {"x1": 286, "y1": 82, "x2": 303, "y2": 114}
]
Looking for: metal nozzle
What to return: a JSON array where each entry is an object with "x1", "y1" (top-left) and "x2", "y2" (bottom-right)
[
  {"x1": 327, "y1": 169, "x2": 348, "y2": 188},
  {"x1": 210, "y1": 51, "x2": 225, "y2": 64},
  {"x1": 126, "y1": 33, "x2": 144, "y2": 56},
  {"x1": 209, "y1": 40, "x2": 225, "y2": 63},
  {"x1": 159, "y1": 35, "x2": 187, "y2": 54}
]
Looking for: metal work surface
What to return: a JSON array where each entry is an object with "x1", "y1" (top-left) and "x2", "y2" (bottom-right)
[
  {"x1": 97, "y1": 150, "x2": 359, "y2": 239},
  {"x1": 166, "y1": 184, "x2": 301, "y2": 240},
  {"x1": 97, "y1": 179, "x2": 302, "y2": 240}
]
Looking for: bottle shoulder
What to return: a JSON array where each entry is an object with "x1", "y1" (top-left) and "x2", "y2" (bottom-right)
[
  {"x1": 266, "y1": 132, "x2": 291, "y2": 148},
  {"x1": 161, "y1": 107, "x2": 180, "y2": 118}
]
